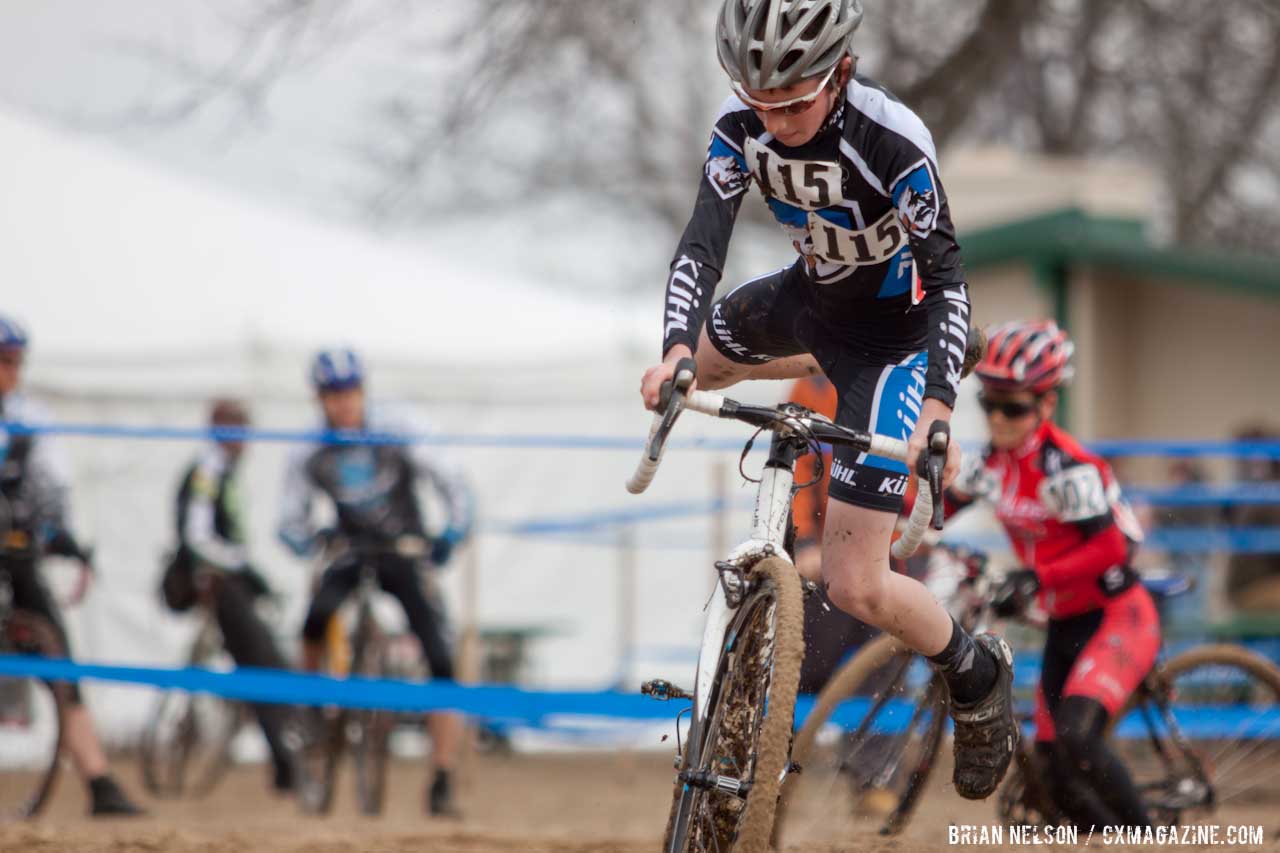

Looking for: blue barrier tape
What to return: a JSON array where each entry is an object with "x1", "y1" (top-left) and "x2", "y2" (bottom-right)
[
  {"x1": 1126, "y1": 483, "x2": 1280, "y2": 507},
  {"x1": 944, "y1": 527, "x2": 1280, "y2": 555},
  {"x1": 2, "y1": 655, "x2": 1276, "y2": 738},
  {"x1": 0, "y1": 655, "x2": 675, "y2": 725},
  {"x1": 0, "y1": 422, "x2": 743, "y2": 452},
  {"x1": 506, "y1": 521, "x2": 1280, "y2": 554},
  {"x1": 4, "y1": 421, "x2": 1280, "y2": 458}
]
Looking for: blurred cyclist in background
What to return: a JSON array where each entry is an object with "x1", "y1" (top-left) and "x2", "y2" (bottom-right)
[
  {"x1": 0, "y1": 314, "x2": 143, "y2": 816},
  {"x1": 278, "y1": 348, "x2": 473, "y2": 817},
  {"x1": 947, "y1": 320, "x2": 1158, "y2": 828},
  {"x1": 163, "y1": 398, "x2": 295, "y2": 793}
]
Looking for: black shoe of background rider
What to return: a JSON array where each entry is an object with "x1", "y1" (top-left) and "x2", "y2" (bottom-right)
[
  {"x1": 89, "y1": 774, "x2": 146, "y2": 817},
  {"x1": 428, "y1": 769, "x2": 460, "y2": 818},
  {"x1": 273, "y1": 759, "x2": 296, "y2": 793},
  {"x1": 949, "y1": 633, "x2": 1019, "y2": 800}
]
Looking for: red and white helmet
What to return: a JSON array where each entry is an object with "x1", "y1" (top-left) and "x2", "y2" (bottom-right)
[{"x1": 974, "y1": 320, "x2": 1074, "y2": 394}]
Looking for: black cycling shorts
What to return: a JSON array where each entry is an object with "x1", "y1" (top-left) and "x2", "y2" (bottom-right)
[
  {"x1": 707, "y1": 262, "x2": 926, "y2": 512},
  {"x1": 303, "y1": 552, "x2": 455, "y2": 681},
  {"x1": 1, "y1": 555, "x2": 82, "y2": 703}
]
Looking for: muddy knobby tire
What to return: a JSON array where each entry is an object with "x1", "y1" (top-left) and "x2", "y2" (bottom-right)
[{"x1": 734, "y1": 556, "x2": 804, "y2": 853}]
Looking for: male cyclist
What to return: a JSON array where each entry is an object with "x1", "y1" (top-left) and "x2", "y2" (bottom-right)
[
  {"x1": 165, "y1": 399, "x2": 295, "y2": 792},
  {"x1": 639, "y1": 0, "x2": 1016, "y2": 798},
  {"x1": 953, "y1": 320, "x2": 1159, "y2": 828},
  {"x1": 0, "y1": 315, "x2": 143, "y2": 816},
  {"x1": 278, "y1": 348, "x2": 473, "y2": 816}
]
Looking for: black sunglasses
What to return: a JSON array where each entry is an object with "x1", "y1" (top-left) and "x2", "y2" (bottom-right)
[{"x1": 978, "y1": 396, "x2": 1037, "y2": 418}]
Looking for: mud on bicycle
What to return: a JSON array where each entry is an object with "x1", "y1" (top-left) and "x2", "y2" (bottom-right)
[{"x1": 629, "y1": 358, "x2": 956, "y2": 853}]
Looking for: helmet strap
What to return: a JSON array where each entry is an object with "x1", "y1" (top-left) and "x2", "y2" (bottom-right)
[{"x1": 818, "y1": 54, "x2": 856, "y2": 133}]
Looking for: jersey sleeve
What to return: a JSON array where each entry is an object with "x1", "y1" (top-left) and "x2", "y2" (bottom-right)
[
  {"x1": 19, "y1": 399, "x2": 77, "y2": 542},
  {"x1": 850, "y1": 81, "x2": 970, "y2": 407},
  {"x1": 379, "y1": 406, "x2": 475, "y2": 539},
  {"x1": 662, "y1": 97, "x2": 752, "y2": 357},
  {"x1": 277, "y1": 446, "x2": 318, "y2": 557}
]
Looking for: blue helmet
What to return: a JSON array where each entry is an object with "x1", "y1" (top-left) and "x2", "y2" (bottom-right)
[
  {"x1": 310, "y1": 348, "x2": 364, "y2": 392},
  {"x1": 0, "y1": 315, "x2": 28, "y2": 350}
]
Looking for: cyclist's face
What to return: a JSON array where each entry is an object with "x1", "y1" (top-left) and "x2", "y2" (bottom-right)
[
  {"x1": 981, "y1": 389, "x2": 1052, "y2": 450},
  {"x1": 0, "y1": 348, "x2": 22, "y2": 395},
  {"x1": 742, "y1": 58, "x2": 847, "y2": 148},
  {"x1": 319, "y1": 386, "x2": 364, "y2": 430}
]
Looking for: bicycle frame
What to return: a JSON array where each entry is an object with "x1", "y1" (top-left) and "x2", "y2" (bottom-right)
[
  {"x1": 692, "y1": 429, "x2": 802, "y2": 727},
  {"x1": 629, "y1": 367, "x2": 949, "y2": 750}
]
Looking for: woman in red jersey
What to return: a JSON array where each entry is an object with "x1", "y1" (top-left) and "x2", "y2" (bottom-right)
[{"x1": 949, "y1": 320, "x2": 1159, "y2": 828}]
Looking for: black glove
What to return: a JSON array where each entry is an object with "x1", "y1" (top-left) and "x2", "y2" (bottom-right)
[
  {"x1": 236, "y1": 563, "x2": 274, "y2": 599},
  {"x1": 993, "y1": 568, "x2": 1040, "y2": 618},
  {"x1": 1097, "y1": 565, "x2": 1139, "y2": 597},
  {"x1": 45, "y1": 528, "x2": 90, "y2": 562}
]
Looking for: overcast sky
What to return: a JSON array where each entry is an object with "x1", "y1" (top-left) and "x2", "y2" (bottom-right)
[{"x1": 0, "y1": 0, "x2": 431, "y2": 220}]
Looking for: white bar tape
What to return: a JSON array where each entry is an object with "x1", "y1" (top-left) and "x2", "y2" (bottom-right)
[
  {"x1": 684, "y1": 390, "x2": 726, "y2": 416},
  {"x1": 867, "y1": 434, "x2": 909, "y2": 463},
  {"x1": 625, "y1": 411, "x2": 666, "y2": 494},
  {"x1": 891, "y1": 477, "x2": 933, "y2": 559}
]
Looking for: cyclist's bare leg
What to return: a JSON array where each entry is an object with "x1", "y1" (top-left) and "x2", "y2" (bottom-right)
[
  {"x1": 64, "y1": 704, "x2": 109, "y2": 779},
  {"x1": 301, "y1": 640, "x2": 323, "y2": 672},
  {"x1": 818, "y1": 501, "x2": 952, "y2": 654},
  {"x1": 427, "y1": 711, "x2": 462, "y2": 769},
  {"x1": 820, "y1": 499, "x2": 1018, "y2": 800}
]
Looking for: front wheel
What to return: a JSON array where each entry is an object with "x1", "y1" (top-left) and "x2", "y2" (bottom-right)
[
  {"x1": 0, "y1": 612, "x2": 67, "y2": 820},
  {"x1": 349, "y1": 625, "x2": 393, "y2": 817},
  {"x1": 662, "y1": 556, "x2": 804, "y2": 853}
]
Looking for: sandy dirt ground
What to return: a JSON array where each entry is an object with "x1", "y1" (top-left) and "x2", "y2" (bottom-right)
[{"x1": 0, "y1": 751, "x2": 1274, "y2": 852}]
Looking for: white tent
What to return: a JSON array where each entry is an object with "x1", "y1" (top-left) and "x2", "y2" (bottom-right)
[{"x1": 1, "y1": 108, "x2": 737, "y2": 745}]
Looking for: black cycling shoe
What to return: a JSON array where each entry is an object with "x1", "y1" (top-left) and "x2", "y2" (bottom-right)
[
  {"x1": 272, "y1": 758, "x2": 296, "y2": 793},
  {"x1": 949, "y1": 633, "x2": 1019, "y2": 800},
  {"x1": 427, "y1": 769, "x2": 461, "y2": 818},
  {"x1": 88, "y1": 775, "x2": 145, "y2": 817}
]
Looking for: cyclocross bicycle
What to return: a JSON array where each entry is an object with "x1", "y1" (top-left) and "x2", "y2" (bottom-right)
[
  {"x1": 139, "y1": 566, "x2": 263, "y2": 800},
  {"x1": 291, "y1": 536, "x2": 427, "y2": 817},
  {"x1": 629, "y1": 358, "x2": 950, "y2": 853},
  {"x1": 0, "y1": 540, "x2": 91, "y2": 820}
]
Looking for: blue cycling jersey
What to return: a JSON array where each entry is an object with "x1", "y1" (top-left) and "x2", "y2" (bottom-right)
[{"x1": 661, "y1": 73, "x2": 971, "y2": 408}]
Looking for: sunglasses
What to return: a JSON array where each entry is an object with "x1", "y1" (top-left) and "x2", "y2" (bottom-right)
[
  {"x1": 978, "y1": 396, "x2": 1037, "y2": 419},
  {"x1": 732, "y1": 62, "x2": 838, "y2": 116}
]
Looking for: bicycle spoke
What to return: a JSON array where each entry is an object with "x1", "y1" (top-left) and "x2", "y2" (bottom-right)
[{"x1": 1216, "y1": 758, "x2": 1280, "y2": 804}]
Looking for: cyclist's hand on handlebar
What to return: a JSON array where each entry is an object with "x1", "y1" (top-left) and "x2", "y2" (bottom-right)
[
  {"x1": 640, "y1": 345, "x2": 696, "y2": 411},
  {"x1": 907, "y1": 398, "x2": 961, "y2": 488}
]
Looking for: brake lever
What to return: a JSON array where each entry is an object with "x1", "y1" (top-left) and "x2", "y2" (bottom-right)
[
  {"x1": 921, "y1": 419, "x2": 950, "y2": 531},
  {"x1": 647, "y1": 357, "x2": 697, "y2": 461}
]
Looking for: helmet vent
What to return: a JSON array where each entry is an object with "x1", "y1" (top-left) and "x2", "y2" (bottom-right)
[
  {"x1": 801, "y1": 7, "x2": 829, "y2": 40},
  {"x1": 778, "y1": 49, "x2": 804, "y2": 74}
]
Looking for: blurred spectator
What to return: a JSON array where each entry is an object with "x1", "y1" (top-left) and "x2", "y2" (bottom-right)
[
  {"x1": 1226, "y1": 425, "x2": 1280, "y2": 612},
  {"x1": 0, "y1": 314, "x2": 143, "y2": 816},
  {"x1": 162, "y1": 399, "x2": 295, "y2": 793}
]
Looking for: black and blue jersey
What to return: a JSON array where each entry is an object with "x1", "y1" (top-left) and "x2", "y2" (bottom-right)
[{"x1": 662, "y1": 74, "x2": 970, "y2": 408}]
